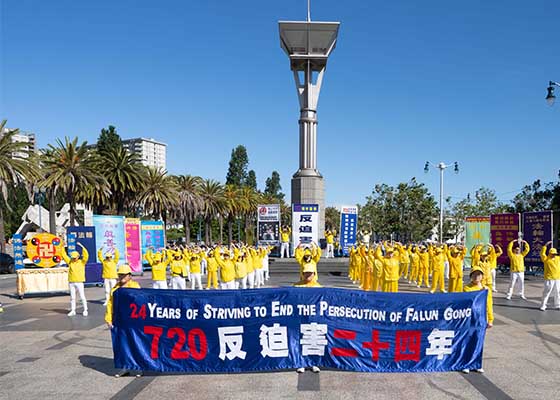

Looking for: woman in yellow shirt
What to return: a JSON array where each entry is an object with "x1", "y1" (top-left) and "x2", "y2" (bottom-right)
[
  {"x1": 540, "y1": 241, "x2": 560, "y2": 311},
  {"x1": 61, "y1": 243, "x2": 89, "y2": 316},
  {"x1": 145, "y1": 248, "x2": 170, "y2": 289},
  {"x1": 98, "y1": 246, "x2": 119, "y2": 306}
]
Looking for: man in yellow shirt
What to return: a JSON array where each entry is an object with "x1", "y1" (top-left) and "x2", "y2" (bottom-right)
[
  {"x1": 61, "y1": 243, "x2": 89, "y2": 316},
  {"x1": 167, "y1": 248, "x2": 188, "y2": 290},
  {"x1": 487, "y1": 244, "x2": 502, "y2": 293},
  {"x1": 295, "y1": 243, "x2": 321, "y2": 283},
  {"x1": 540, "y1": 241, "x2": 560, "y2": 311},
  {"x1": 215, "y1": 247, "x2": 236, "y2": 289},
  {"x1": 145, "y1": 248, "x2": 170, "y2": 289},
  {"x1": 98, "y1": 246, "x2": 119, "y2": 306},
  {"x1": 325, "y1": 229, "x2": 336, "y2": 258},
  {"x1": 447, "y1": 245, "x2": 466, "y2": 293},
  {"x1": 506, "y1": 239, "x2": 530, "y2": 300},
  {"x1": 375, "y1": 243, "x2": 400, "y2": 293},
  {"x1": 280, "y1": 226, "x2": 291, "y2": 258},
  {"x1": 205, "y1": 248, "x2": 219, "y2": 289},
  {"x1": 429, "y1": 245, "x2": 447, "y2": 294}
]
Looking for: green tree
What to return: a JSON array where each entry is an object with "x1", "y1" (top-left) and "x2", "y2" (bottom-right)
[
  {"x1": 97, "y1": 125, "x2": 123, "y2": 154},
  {"x1": 470, "y1": 187, "x2": 509, "y2": 216},
  {"x1": 223, "y1": 184, "x2": 247, "y2": 244},
  {"x1": 199, "y1": 179, "x2": 225, "y2": 244},
  {"x1": 175, "y1": 175, "x2": 203, "y2": 244},
  {"x1": 0, "y1": 184, "x2": 32, "y2": 238},
  {"x1": 225, "y1": 145, "x2": 249, "y2": 186},
  {"x1": 41, "y1": 137, "x2": 109, "y2": 226},
  {"x1": 325, "y1": 206, "x2": 341, "y2": 232},
  {"x1": 512, "y1": 179, "x2": 554, "y2": 212},
  {"x1": 246, "y1": 170, "x2": 257, "y2": 190},
  {"x1": 136, "y1": 167, "x2": 179, "y2": 222},
  {"x1": 264, "y1": 171, "x2": 284, "y2": 201}
]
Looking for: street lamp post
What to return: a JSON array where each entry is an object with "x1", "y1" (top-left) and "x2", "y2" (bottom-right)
[
  {"x1": 546, "y1": 81, "x2": 560, "y2": 106},
  {"x1": 424, "y1": 161, "x2": 459, "y2": 243}
]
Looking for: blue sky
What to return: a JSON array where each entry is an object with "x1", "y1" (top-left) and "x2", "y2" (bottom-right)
[{"x1": 2, "y1": 0, "x2": 559, "y2": 208}]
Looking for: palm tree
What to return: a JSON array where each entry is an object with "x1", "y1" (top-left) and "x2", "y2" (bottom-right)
[
  {"x1": 136, "y1": 167, "x2": 179, "y2": 222},
  {"x1": 95, "y1": 145, "x2": 146, "y2": 214},
  {"x1": 239, "y1": 186, "x2": 260, "y2": 245},
  {"x1": 0, "y1": 120, "x2": 38, "y2": 252},
  {"x1": 175, "y1": 174, "x2": 203, "y2": 244},
  {"x1": 41, "y1": 137, "x2": 109, "y2": 226},
  {"x1": 199, "y1": 179, "x2": 225, "y2": 244},
  {"x1": 223, "y1": 184, "x2": 247, "y2": 244}
]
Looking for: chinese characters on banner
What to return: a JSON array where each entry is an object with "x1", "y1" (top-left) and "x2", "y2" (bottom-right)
[
  {"x1": 523, "y1": 211, "x2": 553, "y2": 266},
  {"x1": 125, "y1": 218, "x2": 142, "y2": 273},
  {"x1": 464, "y1": 217, "x2": 490, "y2": 267},
  {"x1": 67, "y1": 232, "x2": 77, "y2": 253},
  {"x1": 490, "y1": 214, "x2": 520, "y2": 265},
  {"x1": 12, "y1": 234, "x2": 25, "y2": 270},
  {"x1": 141, "y1": 221, "x2": 166, "y2": 264},
  {"x1": 339, "y1": 206, "x2": 358, "y2": 256},
  {"x1": 111, "y1": 288, "x2": 487, "y2": 373},
  {"x1": 292, "y1": 204, "x2": 319, "y2": 245},
  {"x1": 257, "y1": 204, "x2": 280, "y2": 246},
  {"x1": 67, "y1": 226, "x2": 97, "y2": 263},
  {"x1": 93, "y1": 215, "x2": 127, "y2": 263}
]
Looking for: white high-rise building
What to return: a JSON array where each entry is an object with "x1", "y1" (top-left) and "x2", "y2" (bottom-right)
[
  {"x1": 0, "y1": 127, "x2": 36, "y2": 159},
  {"x1": 122, "y1": 137, "x2": 167, "y2": 170}
]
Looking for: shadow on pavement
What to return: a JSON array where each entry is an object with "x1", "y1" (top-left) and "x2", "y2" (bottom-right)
[{"x1": 79, "y1": 355, "x2": 115, "y2": 376}]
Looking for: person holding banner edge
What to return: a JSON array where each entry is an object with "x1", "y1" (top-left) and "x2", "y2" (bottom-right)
[{"x1": 98, "y1": 246, "x2": 119, "y2": 306}]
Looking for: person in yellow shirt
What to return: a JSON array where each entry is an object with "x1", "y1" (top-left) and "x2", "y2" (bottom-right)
[
  {"x1": 375, "y1": 243, "x2": 400, "y2": 292},
  {"x1": 417, "y1": 245, "x2": 430, "y2": 288},
  {"x1": 470, "y1": 244, "x2": 483, "y2": 267},
  {"x1": 104, "y1": 264, "x2": 142, "y2": 378},
  {"x1": 280, "y1": 226, "x2": 291, "y2": 258},
  {"x1": 262, "y1": 246, "x2": 271, "y2": 281},
  {"x1": 295, "y1": 242, "x2": 321, "y2": 283},
  {"x1": 487, "y1": 244, "x2": 502, "y2": 293},
  {"x1": 359, "y1": 245, "x2": 373, "y2": 291},
  {"x1": 234, "y1": 247, "x2": 248, "y2": 289},
  {"x1": 325, "y1": 229, "x2": 336, "y2": 258},
  {"x1": 371, "y1": 248, "x2": 383, "y2": 292},
  {"x1": 205, "y1": 248, "x2": 219, "y2": 289},
  {"x1": 167, "y1": 248, "x2": 188, "y2": 290},
  {"x1": 397, "y1": 244, "x2": 410, "y2": 281},
  {"x1": 429, "y1": 245, "x2": 447, "y2": 293},
  {"x1": 540, "y1": 241, "x2": 560, "y2": 311},
  {"x1": 447, "y1": 245, "x2": 466, "y2": 292},
  {"x1": 506, "y1": 239, "x2": 530, "y2": 300},
  {"x1": 185, "y1": 248, "x2": 204, "y2": 290},
  {"x1": 98, "y1": 246, "x2": 119, "y2": 306},
  {"x1": 145, "y1": 248, "x2": 170, "y2": 289},
  {"x1": 348, "y1": 245, "x2": 358, "y2": 284},
  {"x1": 215, "y1": 247, "x2": 236, "y2": 289},
  {"x1": 462, "y1": 265, "x2": 493, "y2": 374},
  {"x1": 408, "y1": 245, "x2": 420, "y2": 285},
  {"x1": 61, "y1": 243, "x2": 89, "y2": 316}
]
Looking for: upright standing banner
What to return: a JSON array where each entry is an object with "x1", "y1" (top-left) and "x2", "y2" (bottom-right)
[
  {"x1": 93, "y1": 216, "x2": 126, "y2": 263},
  {"x1": 523, "y1": 211, "x2": 553, "y2": 267},
  {"x1": 490, "y1": 213, "x2": 520, "y2": 265},
  {"x1": 125, "y1": 218, "x2": 142, "y2": 273},
  {"x1": 339, "y1": 205, "x2": 358, "y2": 256},
  {"x1": 66, "y1": 226, "x2": 97, "y2": 262},
  {"x1": 257, "y1": 204, "x2": 280, "y2": 246},
  {"x1": 111, "y1": 288, "x2": 488, "y2": 374},
  {"x1": 464, "y1": 217, "x2": 490, "y2": 268},
  {"x1": 12, "y1": 234, "x2": 25, "y2": 271},
  {"x1": 141, "y1": 220, "x2": 166, "y2": 264},
  {"x1": 67, "y1": 232, "x2": 77, "y2": 254},
  {"x1": 292, "y1": 204, "x2": 319, "y2": 245}
]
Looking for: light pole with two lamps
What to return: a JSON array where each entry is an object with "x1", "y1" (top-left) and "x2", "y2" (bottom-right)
[
  {"x1": 546, "y1": 81, "x2": 560, "y2": 106},
  {"x1": 424, "y1": 162, "x2": 459, "y2": 243}
]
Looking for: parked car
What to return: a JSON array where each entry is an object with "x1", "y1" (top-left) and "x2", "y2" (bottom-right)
[{"x1": 0, "y1": 253, "x2": 15, "y2": 274}]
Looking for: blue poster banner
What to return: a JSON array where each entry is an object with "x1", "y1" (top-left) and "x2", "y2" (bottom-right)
[
  {"x1": 12, "y1": 234, "x2": 25, "y2": 270},
  {"x1": 523, "y1": 211, "x2": 553, "y2": 266},
  {"x1": 141, "y1": 220, "x2": 166, "y2": 264},
  {"x1": 111, "y1": 288, "x2": 487, "y2": 373},
  {"x1": 66, "y1": 226, "x2": 97, "y2": 263},
  {"x1": 93, "y1": 216, "x2": 127, "y2": 263},
  {"x1": 339, "y1": 206, "x2": 358, "y2": 256}
]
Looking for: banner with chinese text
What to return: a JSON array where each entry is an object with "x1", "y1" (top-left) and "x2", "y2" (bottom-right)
[
  {"x1": 464, "y1": 217, "x2": 490, "y2": 267},
  {"x1": 12, "y1": 234, "x2": 25, "y2": 270},
  {"x1": 93, "y1": 216, "x2": 126, "y2": 263},
  {"x1": 339, "y1": 206, "x2": 358, "y2": 256},
  {"x1": 111, "y1": 288, "x2": 487, "y2": 373},
  {"x1": 67, "y1": 226, "x2": 97, "y2": 263},
  {"x1": 257, "y1": 204, "x2": 280, "y2": 246},
  {"x1": 125, "y1": 218, "x2": 142, "y2": 273},
  {"x1": 292, "y1": 204, "x2": 319, "y2": 246},
  {"x1": 523, "y1": 211, "x2": 553, "y2": 267},
  {"x1": 141, "y1": 221, "x2": 166, "y2": 266},
  {"x1": 490, "y1": 213, "x2": 520, "y2": 264}
]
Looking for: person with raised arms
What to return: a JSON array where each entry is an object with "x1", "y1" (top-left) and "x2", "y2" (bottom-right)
[
  {"x1": 61, "y1": 242, "x2": 89, "y2": 316},
  {"x1": 98, "y1": 246, "x2": 119, "y2": 306},
  {"x1": 506, "y1": 239, "x2": 530, "y2": 300}
]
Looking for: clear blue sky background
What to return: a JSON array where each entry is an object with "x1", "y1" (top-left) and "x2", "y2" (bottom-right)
[{"x1": 2, "y1": 0, "x2": 559, "y2": 208}]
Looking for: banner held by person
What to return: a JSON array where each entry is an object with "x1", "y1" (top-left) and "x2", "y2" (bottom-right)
[
  {"x1": 141, "y1": 220, "x2": 166, "y2": 265},
  {"x1": 111, "y1": 287, "x2": 487, "y2": 373},
  {"x1": 490, "y1": 213, "x2": 520, "y2": 265},
  {"x1": 523, "y1": 211, "x2": 553, "y2": 267},
  {"x1": 292, "y1": 204, "x2": 319, "y2": 246},
  {"x1": 257, "y1": 204, "x2": 280, "y2": 247},
  {"x1": 339, "y1": 206, "x2": 358, "y2": 256},
  {"x1": 464, "y1": 217, "x2": 490, "y2": 267},
  {"x1": 125, "y1": 218, "x2": 142, "y2": 273},
  {"x1": 93, "y1": 216, "x2": 127, "y2": 263}
]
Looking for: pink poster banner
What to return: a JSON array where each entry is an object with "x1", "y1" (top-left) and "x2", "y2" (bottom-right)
[
  {"x1": 490, "y1": 213, "x2": 520, "y2": 264},
  {"x1": 125, "y1": 218, "x2": 142, "y2": 273}
]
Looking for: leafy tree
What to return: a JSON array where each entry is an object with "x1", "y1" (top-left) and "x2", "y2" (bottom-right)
[
  {"x1": 264, "y1": 171, "x2": 284, "y2": 201},
  {"x1": 325, "y1": 207, "x2": 341, "y2": 232},
  {"x1": 175, "y1": 175, "x2": 203, "y2": 244},
  {"x1": 512, "y1": 179, "x2": 554, "y2": 213},
  {"x1": 136, "y1": 167, "x2": 179, "y2": 222},
  {"x1": 225, "y1": 145, "x2": 249, "y2": 186},
  {"x1": 199, "y1": 179, "x2": 225, "y2": 244},
  {"x1": 96, "y1": 125, "x2": 122, "y2": 154},
  {"x1": 470, "y1": 187, "x2": 509, "y2": 216},
  {"x1": 246, "y1": 170, "x2": 257, "y2": 190}
]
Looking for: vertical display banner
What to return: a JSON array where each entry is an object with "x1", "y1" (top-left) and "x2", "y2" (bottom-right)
[
  {"x1": 523, "y1": 211, "x2": 553, "y2": 267},
  {"x1": 257, "y1": 204, "x2": 280, "y2": 246},
  {"x1": 141, "y1": 220, "x2": 166, "y2": 264},
  {"x1": 12, "y1": 234, "x2": 25, "y2": 270},
  {"x1": 66, "y1": 226, "x2": 97, "y2": 262},
  {"x1": 125, "y1": 218, "x2": 143, "y2": 273},
  {"x1": 464, "y1": 217, "x2": 490, "y2": 268},
  {"x1": 490, "y1": 213, "x2": 520, "y2": 265},
  {"x1": 93, "y1": 216, "x2": 126, "y2": 263},
  {"x1": 339, "y1": 205, "x2": 358, "y2": 256},
  {"x1": 292, "y1": 204, "x2": 319, "y2": 245}
]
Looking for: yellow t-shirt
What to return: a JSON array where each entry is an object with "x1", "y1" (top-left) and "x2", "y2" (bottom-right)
[{"x1": 104, "y1": 281, "x2": 141, "y2": 324}]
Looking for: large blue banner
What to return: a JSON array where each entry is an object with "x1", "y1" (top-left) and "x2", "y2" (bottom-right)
[
  {"x1": 12, "y1": 234, "x2": 25, "y2": 270},
  {"x1": 339, "y1": 206, "x2": 358, "y2": 256},
  {"x1": 140, "y1": 220, "x2": 166, "y2": 264},
  {"x1": 93, "y1": 216, "x2": 126, "y2": 263},
  {"x1": 523, "y1": 211, "x2": 553, "y2": 267},
  {"x1": 66, "y1": 226, "x2": 97, "y2": 263},
  {"x1": 111, "y1": 288, "x2": 487, "y2": 373}
]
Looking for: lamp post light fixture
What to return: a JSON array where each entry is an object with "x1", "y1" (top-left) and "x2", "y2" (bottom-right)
[
  {"x1": 424, "y1": 162, "x2": 459, "y2": 243},
  {"x1": 546, "y1": 81, "x2": 560, "y2": 106}
]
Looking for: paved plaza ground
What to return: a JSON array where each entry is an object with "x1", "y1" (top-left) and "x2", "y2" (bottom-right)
[{"x1": 0, "y1": 259, "x2": 559, "y2": 400}]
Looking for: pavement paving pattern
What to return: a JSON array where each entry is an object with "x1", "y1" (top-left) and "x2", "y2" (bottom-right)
[{"x1": 0, "y1": 259, "x2": 559, "y2": 400}]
